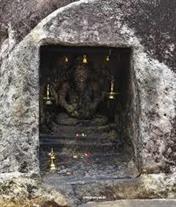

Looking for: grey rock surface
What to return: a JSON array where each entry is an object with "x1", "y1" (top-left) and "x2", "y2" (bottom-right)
[
  {"x1": 42, "y1": 173, "x2": 176, "y2": 205},
  {"x1": 80, "y1": 199, "x2": 176, "y2": 207},
  {"x1": 0, "y1": 0, "x2": 175, "y2": 200},
  {"x1": 0, "y1": 177, "x2": 68, "y2": 206},
  {"x1": 1, "y1": 1, "x2": 176, "y2": 73}
]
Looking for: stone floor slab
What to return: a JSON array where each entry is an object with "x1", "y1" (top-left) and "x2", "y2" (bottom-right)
[{"x1": 80, "y1": 199, "x2": 176, "y2": 207}]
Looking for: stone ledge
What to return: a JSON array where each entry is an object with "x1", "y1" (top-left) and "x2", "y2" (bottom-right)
[
  {"x1": 0, "y1": 177, "x2": 68, "y2": 207},
  {"x1": 80, "y1": 199, "x2": 176, "y2": 207}
]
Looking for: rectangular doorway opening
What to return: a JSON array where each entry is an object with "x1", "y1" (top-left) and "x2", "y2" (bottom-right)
[{"x1": 39, "y1": 45, "x2": 138, "y2": 183}]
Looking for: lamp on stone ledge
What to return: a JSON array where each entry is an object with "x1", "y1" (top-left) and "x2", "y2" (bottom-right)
[
  {"x1": 43, "y1": 83, "x2": 55, "y2": 105},
  {"x1": 107, "y1": 79, "x2": 118, "y2": 100},
  {"x1": 48, "y1": 148, "x2": 56, "y2": 171}
]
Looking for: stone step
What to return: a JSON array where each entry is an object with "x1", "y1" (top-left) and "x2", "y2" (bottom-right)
[
  {"x1": 52, "y1": 114, "x2": 109, "y2": 127},
  {"x1": 40, "y1": 139, "x2": 114, "y2": 146},
  {"x1": 40, "y1": 135, "x2": 117, "y2": 145},
  {"x1": 40, "y1": 142, "x2": 117, "y2": 153},
  {"x1": 79, "y1": 199, "x2": 176, "y2": 207},
  {"x1": 40, "y1": 152, "x2": 123, "y2": 159},
  {"x1": 43, "y1": 177, "x2": 142, "y2": 206},
  {"x1": 40, "y1": 134, "x2": 115, "y2": 140},
  {"x1": 51, "y1": 124, "x2": 117, "y2": 137},
  {"x1": 40, "y1": 133, "x2": 120, "y2": 153},
  {"x1": 39, "y1": 151, "x2": 128, "y2": 174}
]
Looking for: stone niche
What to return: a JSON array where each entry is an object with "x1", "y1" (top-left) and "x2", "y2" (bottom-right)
[
  {"x1": 39, "y1": 45, "x2": 138, "y2": 177},
  {"x1": 0, "y1": 0, "x2": 176, "y2": 203}
]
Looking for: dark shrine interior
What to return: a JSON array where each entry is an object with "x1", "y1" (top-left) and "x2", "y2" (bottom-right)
[{"x1": 39, "y1": 45, "x2": 136, "y2": 180}]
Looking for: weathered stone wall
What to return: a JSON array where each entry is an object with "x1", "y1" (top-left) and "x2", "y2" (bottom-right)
[
  {"x1": 0, "y1": 0, "x2": 175, "y2": 198},
  {"x1": 0, "y1": 1, "x2": 176, "y2": 173},
  {"x1": 1, "y1": 0, "x2": 176, "y2": 72}
]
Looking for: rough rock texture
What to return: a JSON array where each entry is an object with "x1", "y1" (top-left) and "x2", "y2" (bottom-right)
[
  {"x1": 0, "y1": 0, "x2": 176, "y2": 200},
  {"x1": 80, "y1": 199, "x2": 176, "y2": 207},
  {"x1": 0, "y1": 0, "x2": 78, "y2": 43},
  {"x1": 74, "y1": 173, "x2": 176, "y2": 200},
  {"x1": 0, "y1": 177, "x2": 68, "y2": 207},
  {"x1": 42, "y1": 173, "x2": 176, "y2": 205},
  {"x1": 1, "y1": 0, "x2": 176, "y2": 72},
  {"x1": 1, "y1": 174, "x2": 176, "y2": 206}
]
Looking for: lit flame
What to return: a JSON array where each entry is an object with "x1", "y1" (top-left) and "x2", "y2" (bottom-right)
[{"x1": 83, "y1": 55, "x2": 88, "y2": 64}]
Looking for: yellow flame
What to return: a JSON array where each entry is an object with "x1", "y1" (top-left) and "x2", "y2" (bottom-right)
[
  {"x1": 83, "y1": 55, "x2": 88, "y2": 64},
  {"x1": 106, "y1": 56, "x2": 110, "y2": 62},
  {"x1": 65, "y1": 56, "x2": 69, "y2": 63}
]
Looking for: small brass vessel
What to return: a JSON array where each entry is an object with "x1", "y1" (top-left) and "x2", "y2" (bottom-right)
[
  {"x1": 107, "y1": 79, "x2": 117, "y2": 100},
  {"x1": 48, "y1": 148, "x2": 56, "y2": 171},
  {"x1": 43, "y1": 84, "x2": 54, "y2": 105}
]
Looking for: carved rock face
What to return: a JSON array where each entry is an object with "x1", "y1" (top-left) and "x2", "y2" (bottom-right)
[
  {"x1": 74, "y1": 62, "x2": 89, "y2": 93},
  {"x1": 0, "y1": 1, "x2": 175, "y2": 200}
]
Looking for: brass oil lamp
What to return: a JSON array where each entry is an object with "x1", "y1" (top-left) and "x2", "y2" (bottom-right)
[
  {"x1": 64, "y1": 56, "x2": 69, "y2": 63},
  {"x1": 43, "y1": 83, "x2": 54, "y2": 105},
  {"x1": 82, "y1": 54, "x2": 88, "y2": 64},
  {"x1": 106, "y1": 55, "x2": 110, "y2": 62},
  {"x1": 107, "y1": 79, "x2": 117, "y2": 100},
  {"x1": 48, "y1": 148, "x2": 56, "y2": 171}
]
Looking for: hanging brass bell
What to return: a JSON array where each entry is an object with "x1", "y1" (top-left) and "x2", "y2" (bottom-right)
[{"x1": 106, "y1": 49, "x2": 111, "y2": 62}]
